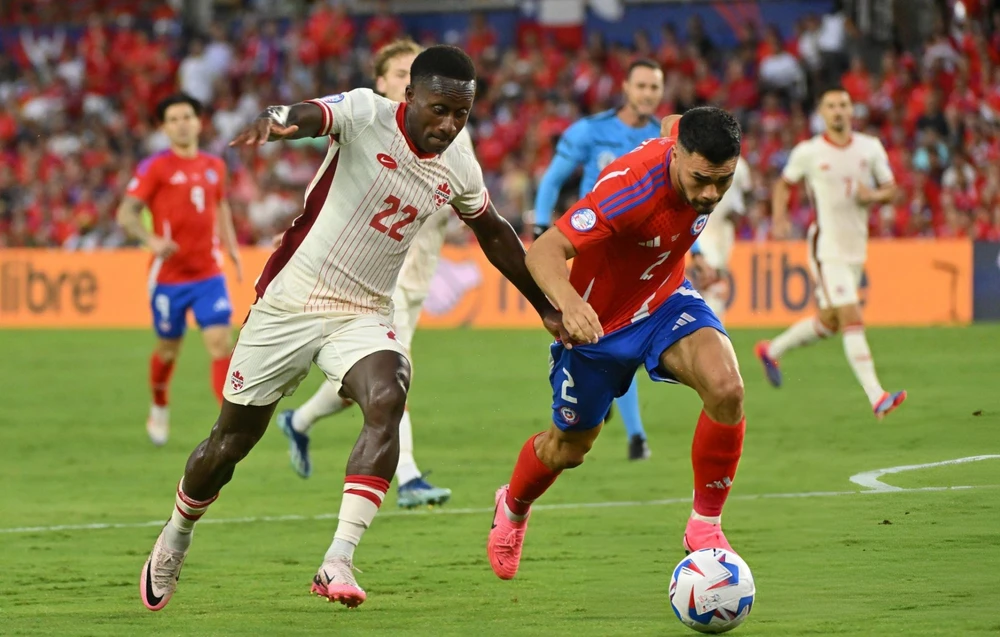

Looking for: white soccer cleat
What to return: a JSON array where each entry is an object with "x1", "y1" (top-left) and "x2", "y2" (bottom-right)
[
  {"x1": 311, "y1": 556, "x2": 367, "y2": 608},
  {"x1": 139, "y1": 528, "x2": 188, "y2": 611},
  {"x1": 147, "y1": 405, "x2": 169, "y2": 446}
]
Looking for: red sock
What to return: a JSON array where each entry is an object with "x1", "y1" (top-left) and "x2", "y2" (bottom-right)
[
  {"x1": 150, "y1": 354, "x2": 175, "y2": 407},
  {"x1": 505, "y1": 433, "x2": 561, "y2": 516},
  {"x1": 211, "y1": 356, "x2": 231, "y2": 405},
  {"x1": 692, "y1": 410, "x2": 745, "y2": 517}
]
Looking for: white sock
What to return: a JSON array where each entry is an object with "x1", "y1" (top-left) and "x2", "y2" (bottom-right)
[
  {"x1": 503, "y1": 499, "x2": 528, "y2": 523},
  {"x1": 163, "y1": 480, "x2": 217, "y2": 552},
  {"x1": 293, "y1": 381, "x2": 349, "y2": 434},
  {"x1": 325, "y1": 476, "x2": 388, "y2": 562},
  {"x1": 842, "y1": 326, "x2": 885, "y2": 405},
  {"x1": 394, "y1": 410, "x2": 421, "y2": 485},
  {"x1": 690, "y1": 510, "x2": 721, "y2": 525},
  {"x1": 768, "y1": 316, "x2": 833, "y2": 359},
  {"x1": 149, "y1": 404, "x2": 169, "y2": 423}
]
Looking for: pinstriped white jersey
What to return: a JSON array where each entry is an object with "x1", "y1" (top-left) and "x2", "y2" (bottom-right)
[
  {"x1": 781, "y1": 133, "x2": 894, "y2": 264},
  {"x1": 395, "y1": 126, "x2": 474, "y2": 300},
  {"x1": 255, "y1": 89, "x2": 490, "y2": 316}
]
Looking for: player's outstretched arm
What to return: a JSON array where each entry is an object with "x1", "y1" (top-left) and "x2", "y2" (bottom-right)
[
  {"x1": 855, "y1": 181, "x2": 898, "y2": 206},
  {"x1": 533, "y1": 120, "x2": 590, "y2": 239},
  {"x1": 463, "y1": 204, "x2": 570, "y2": 341},
  {"x1": 216, "y1": 200, "x2": 243, "y2": 282},
  {"x1": 228, "y1": 103, "x2": 327, "y2": 146},
  {"x1": 533, "y1": 154, "x2": 578, "y2": 239},
  {"x1": 116, "y1": 195, "x2": 177, "y2": 258},
  {"x1": 770, "y1": 177, "x2": 794, "y2": 239},
  {"x1": 525, "y1": 226, "x2": 603, "y2": 347}
]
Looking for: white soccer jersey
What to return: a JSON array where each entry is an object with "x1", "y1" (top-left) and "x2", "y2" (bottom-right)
[
  {"x1": 255, "y1": 89, "x2": 490, "y2": 316},
  {"x1": 781, "y1": 133, "x2": 894, "y2": 264},
  {"x1": 700, "y1": 156, "x2": 751, "y2": 269},
  {"x1": 394, "y1": 127, "x2": 474, "y2": 301}
]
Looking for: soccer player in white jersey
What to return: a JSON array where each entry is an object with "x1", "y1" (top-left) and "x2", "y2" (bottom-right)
[
  {"x1": 276, "y1": 39, "x2": 463, "y2": 509},
  {"x1": 139, "y1": 46, "x2": 568, "y2": 612},
  {"x1": 689, "y1": 155, "x2": 752, "y2": 322},
  {"x1": 755, "y1": 87, "x2": 907, "y2": 419}
]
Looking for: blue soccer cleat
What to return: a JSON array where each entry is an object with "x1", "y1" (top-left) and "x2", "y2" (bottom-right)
[
  {"x1": 397, "y1": 473, "x2": 451, "y2": 508},
  {"x1": 873, "y1": 390, "x2": 907, "y2": 421},
  {"x1": 277, "y1": 410, "x2": 311, "y2": 479},
  {"x1": 754, "y1": 341, "x2": 783, "y2": 388}
]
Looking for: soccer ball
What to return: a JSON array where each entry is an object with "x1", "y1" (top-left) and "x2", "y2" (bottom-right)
[{"x1": 669, "y1": 548, "x2": 755, "y2": 634}]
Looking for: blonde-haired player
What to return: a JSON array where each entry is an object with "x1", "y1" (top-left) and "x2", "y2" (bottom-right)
[
  {"x1": 276, "y1": 40, "x2": 472, "y2": 508},
  {"x1": 755, "y1": 87, "x2": 906, "y2": 419}
]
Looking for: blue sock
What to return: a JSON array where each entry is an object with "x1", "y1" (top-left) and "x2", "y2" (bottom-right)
[{"x1": 616, "y1": 376, "x2": 646, "y2": 440}]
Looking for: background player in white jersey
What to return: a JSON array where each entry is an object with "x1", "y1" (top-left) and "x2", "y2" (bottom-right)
[
  {"x1": 688, "y1": 155, "x2": 752, "y2": 322},
  {"x1": 139, "y1": 46, "x2": 568, "y2": 612},
  {"x1": 755, "y1": 87, "x2": 906, "y2": 419},
  {"x1": 276, "y1": 39, "x2": 465, "y2": 508}
]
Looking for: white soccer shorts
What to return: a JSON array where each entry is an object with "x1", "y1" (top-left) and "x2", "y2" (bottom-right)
[
  {"x1": 223, "y1": 299, "x2": 409, "y2": 407},
  {"x1": 389, "y1": 285, "x2": 424, "y2": 354},
  {"x1": 808, "y1": 256, "x2": 863, "y2": 310}
]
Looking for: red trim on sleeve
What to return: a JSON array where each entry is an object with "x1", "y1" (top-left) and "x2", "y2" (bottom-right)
[{"x1": 305, "y1": 99, "x2": 332, "y2": 136}]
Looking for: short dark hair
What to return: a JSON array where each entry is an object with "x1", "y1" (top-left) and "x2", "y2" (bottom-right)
[
  {"x1": 677, "y1": 107, "x2": 742, "y2": 164},
  {"x1": 410, "y1": 45, "x2": 476, "y2": 85},
  {"x1": 626, "y1": 59, "x2": 662, "y2": 79},
  {"x1": 817, "y1": 85, "x2": 850, "y2": 101},
  {"x1": 156, "y1": 94, "x2": 203, "y2": 122}
]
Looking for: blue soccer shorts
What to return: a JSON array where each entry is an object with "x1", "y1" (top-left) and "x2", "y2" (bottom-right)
[
  {"x1": 548, "y1": 281, "x2": 726, "y2": 431},
  {"x1": 150, "y1": 275, "x2": 232, "y2": 340}
]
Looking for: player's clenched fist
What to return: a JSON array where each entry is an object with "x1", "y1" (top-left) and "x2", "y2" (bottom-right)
[
  {"x1": 229, "y1": 108, "x2": 299, "y2": 147},
  {"x1": 559, "y1": 297, "x2": 603, "y2": 348}
]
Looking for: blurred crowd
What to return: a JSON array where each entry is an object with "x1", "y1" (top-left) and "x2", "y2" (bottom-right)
[{"x1": 2, "y1": 0, "x2": 1000, "y2": 249}]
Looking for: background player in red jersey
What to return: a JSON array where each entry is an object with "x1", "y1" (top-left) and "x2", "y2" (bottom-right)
[
  {"x1": 487, "y1": 107, "x2": 747, "y2": 581},
  {"x1": 116, "y1": 94, "x2": 243, "y2": 446}
]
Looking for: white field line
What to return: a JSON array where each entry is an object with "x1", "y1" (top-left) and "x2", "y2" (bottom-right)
[
  {"x1": 848, "y1": 454, "x2": 1000, "y2": 492},
  {"x1": 3, "y1": 456, "x2": 997, "y2": 535}
]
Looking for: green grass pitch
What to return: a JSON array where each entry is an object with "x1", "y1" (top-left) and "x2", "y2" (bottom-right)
[{"x1": 1, "y1": 326, "x2": 998, "y2": 636}]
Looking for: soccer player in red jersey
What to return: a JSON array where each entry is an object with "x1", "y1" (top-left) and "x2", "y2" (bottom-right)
[
  {"x1": 487, "y1": 107, "x2": 747, "y2": 580},
  {"x1": 117, "y1": 94, "x2": 243, "y2": 446}
]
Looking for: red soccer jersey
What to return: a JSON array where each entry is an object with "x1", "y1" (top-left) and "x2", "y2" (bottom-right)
[
  {"x1": 556, "y1": 135, "x2": 707, "y2": 336},
  {"x1": 127, "y1": 150, "x2": 227, "y2": 285}
]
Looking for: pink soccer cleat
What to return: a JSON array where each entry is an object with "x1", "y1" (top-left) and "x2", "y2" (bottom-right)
[
  {"x1": 311, "y1": 557, "x2": 367, "y2": 608},
  {"x1": 873, "y1": 390, "x2": 907, "y2": 421},
  {"x1": 683, "y1": 518, "x2": 734, "y2": 554},
  {"x1": 487, "y1": 484, "x2": 529, "y2": 580},
  {"x1": 139, "y1": 527, "x2": 188, "y2": 611}
]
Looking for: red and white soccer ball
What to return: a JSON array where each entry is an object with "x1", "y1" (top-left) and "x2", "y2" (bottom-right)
[{"x1": 669, "y1": 548, "x2": 755, "y2": 634}]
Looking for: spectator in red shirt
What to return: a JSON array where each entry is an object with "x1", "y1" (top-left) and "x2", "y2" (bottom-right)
[
  {"x1": 465, "y1": 13, "x2": 497, "y2": 62},
  {"x1": 841, "y1": 55, "x2": 872, "y2": 103},
  {"x1": 365, "y1": 0, "x2": 403, "y2": 53},
  {"x1": 717, "y1": 59, "x2": 758, "y2": 113},
  {"x1": 306, "y1": 1, "x2": 355, "y2": 59}
]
